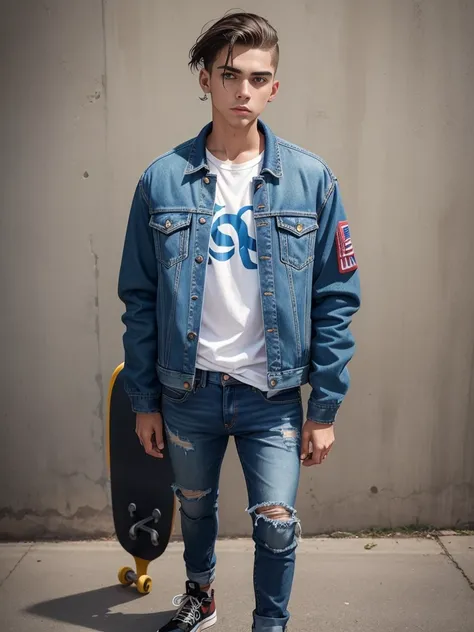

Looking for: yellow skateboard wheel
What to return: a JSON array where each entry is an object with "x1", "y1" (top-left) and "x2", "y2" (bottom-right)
[
  {"x1": 118, "y1": 566, "x2": 134, "y2": 586},
  {"x1": 136, "y1": 575, "x2": 153, "y2": 594}
]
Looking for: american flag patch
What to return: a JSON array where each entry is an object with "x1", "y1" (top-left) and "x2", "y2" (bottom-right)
[{"x1": 335, "y1": 221, "x2": 358, "y2": 273}]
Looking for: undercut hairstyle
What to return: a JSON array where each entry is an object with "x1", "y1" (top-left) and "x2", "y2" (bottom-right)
[{"x1": 189, "y1": 11, "x2": 279, "y2": 74}]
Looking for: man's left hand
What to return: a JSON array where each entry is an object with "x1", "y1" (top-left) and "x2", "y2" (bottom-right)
[{"x1": 300, "y1": 420, "x2": 335, "y2": 467}]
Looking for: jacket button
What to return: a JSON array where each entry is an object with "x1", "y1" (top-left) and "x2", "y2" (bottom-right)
[
  {"x1": 296, "y1": 223, "x2": 303, "y2": 233},
  {"x1": 191, "y1": 295, "x2": 199, "y2": 301},
  {"x1": 203, "y1": 177, "x2": 210, "y2": 184},
  {"x1": 187, "y1": 332, "x2": 196, "y2": 341},
  {"x1": 199, "y1": 217, "x2": 207, "y2": 224},
  {"x1": 183, "y1": 382, "x2": 191, "y2": 390},
  {"x1": 165, "y1": 219, "x2": 172, "y2": 229},
  {"x1": 256, "y1": 183, "x2": 263, "y2": 190},
  {"x1": 195, "y1": 255, "x2": 204, "y2": 263},
  {"x1": 270, "y1": 379, "x2": 277, "y2": 387}
]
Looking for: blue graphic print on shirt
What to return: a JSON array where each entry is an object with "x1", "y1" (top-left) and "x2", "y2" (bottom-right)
[{"x1": 209, "y1": 204, "x2": 257, "y2": 270}]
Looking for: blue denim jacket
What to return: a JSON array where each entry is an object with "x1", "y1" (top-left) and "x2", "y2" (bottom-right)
[{"x1": 118, "y1": 120, "x2": 360, "y2": 423}]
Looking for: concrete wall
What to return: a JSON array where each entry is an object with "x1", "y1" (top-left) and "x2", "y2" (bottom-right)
[{"x1": 1, "y1": 0, "x2": 473, "y2": 540}]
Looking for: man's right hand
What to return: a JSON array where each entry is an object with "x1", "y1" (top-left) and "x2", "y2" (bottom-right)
[{"x1": 135, "y1": 412, "x2": 164, "y2": 459}]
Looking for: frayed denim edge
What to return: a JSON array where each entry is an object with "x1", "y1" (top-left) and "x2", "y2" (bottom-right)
[
  {"x1": 172, "y1": 484, "x2": 212, "y2": 501},
  {"x1": 246, "y1": 501, "x2": 302, "y2": 553}
]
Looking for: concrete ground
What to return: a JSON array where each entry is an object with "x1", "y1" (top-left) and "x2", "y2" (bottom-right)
[{"x1": 1, "y1": 536, "x2": 473, "y2": 632}]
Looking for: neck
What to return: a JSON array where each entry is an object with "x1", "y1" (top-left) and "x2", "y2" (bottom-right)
[{"x1": 206, "y1": 109, "x2": 264, "y2": 163}]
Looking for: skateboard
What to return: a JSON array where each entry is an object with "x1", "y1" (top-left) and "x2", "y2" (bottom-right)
[{"x1": 107, "y1": 363, "x2": 176, "y2": 594}]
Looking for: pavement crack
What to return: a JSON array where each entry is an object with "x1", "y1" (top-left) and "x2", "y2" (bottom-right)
[
  {"x1": 435, "y1": 536, "x2": 474, "y2": 591},
  {"x1": 0, "y1": 544, "x2": 34, "y2": 588}
]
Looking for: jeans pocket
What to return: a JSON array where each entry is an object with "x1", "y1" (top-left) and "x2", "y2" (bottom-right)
[
  {"x1": 253, "y1": 386, "x2": 301, "y2": 405},
  {"x1": 162, "y1": 385, "x2": 192, "y2": 404}
]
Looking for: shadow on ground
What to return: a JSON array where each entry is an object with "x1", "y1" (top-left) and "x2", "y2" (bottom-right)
[{"x1": 25, "y1": 585, "x2": 174, "y2": 632}]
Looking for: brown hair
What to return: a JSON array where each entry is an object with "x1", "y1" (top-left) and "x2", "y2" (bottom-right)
[{"x1": 189, "y1": 11, "x2": 279, "y2": 74}]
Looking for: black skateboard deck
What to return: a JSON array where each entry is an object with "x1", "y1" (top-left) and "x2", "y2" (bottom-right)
[{"x1": 107, "y1": 363, "x2": 176, "y2": 594}]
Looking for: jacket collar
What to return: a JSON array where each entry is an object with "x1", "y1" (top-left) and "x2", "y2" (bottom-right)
[{"x1": 184, "y1": 119, "x2": 283, "y2": 178}]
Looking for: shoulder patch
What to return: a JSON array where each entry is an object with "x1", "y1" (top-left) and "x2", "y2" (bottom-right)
[{"x1": 336, "y1": 221, "x2": 358, "y2": 273}]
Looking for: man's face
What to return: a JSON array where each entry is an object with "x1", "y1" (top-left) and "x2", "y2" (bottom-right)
[{"x1": 199, "y1": 45, "x2": 279, "y2": 128}]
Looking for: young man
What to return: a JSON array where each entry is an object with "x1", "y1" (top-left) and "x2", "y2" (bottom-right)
[{"x1": 118, "y1": 11, "x2": 360, "y2": 632}]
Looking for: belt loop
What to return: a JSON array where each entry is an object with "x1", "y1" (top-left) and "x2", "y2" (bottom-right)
[
  {"x1": 193, "y1": 369, "x2": 200, "y2": 392},
  {"x1": 200, "y1": 369, "x2": 207, "y2": 389}
]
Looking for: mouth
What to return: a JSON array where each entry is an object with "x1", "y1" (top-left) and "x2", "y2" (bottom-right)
[{"x1": 231, "y1": 106, "x2": 251, "y2": 113}]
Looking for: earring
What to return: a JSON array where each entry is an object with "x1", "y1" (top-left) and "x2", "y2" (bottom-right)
[{"x1": 200, "y1": 93, "x2": 209, "y2": 102}]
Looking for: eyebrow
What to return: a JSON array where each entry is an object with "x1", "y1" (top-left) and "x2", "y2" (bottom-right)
[{"x1": 217, "y1": 65, "x2": 273, "y2": 77}]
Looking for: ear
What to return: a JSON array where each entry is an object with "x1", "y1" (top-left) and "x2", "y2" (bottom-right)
[
  {"x1": 267, "y1": 80, "x2": 280, "y2": 103},
  {"x1": 199, "y1": 68, "x2": 211, "y2": 95}
]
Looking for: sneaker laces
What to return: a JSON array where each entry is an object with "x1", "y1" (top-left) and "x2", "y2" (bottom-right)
[{"x1": 171, "y1": 593, "x2": 203, "y2": 625}]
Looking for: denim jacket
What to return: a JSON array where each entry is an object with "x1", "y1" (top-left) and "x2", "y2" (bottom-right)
[{"x1": 118, "y1": 120, "x2": 361, "y2": 423}]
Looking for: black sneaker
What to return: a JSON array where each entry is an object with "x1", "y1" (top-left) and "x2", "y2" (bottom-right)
[{"x1": 159, "y1": 580, "x2": 217, "y2": 632}]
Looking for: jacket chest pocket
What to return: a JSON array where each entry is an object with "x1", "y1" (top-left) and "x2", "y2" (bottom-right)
[
  {"x1": 149, "y1": 212, "x2": 192, "y2": 268},
  {"x1": 276, "y1": 215, "x2": 319, "y2": 270}
]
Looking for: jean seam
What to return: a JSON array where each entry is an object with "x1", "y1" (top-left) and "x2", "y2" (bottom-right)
[
  {"x1": 164, "y1": 260, "x2": 182, "y2": 366},
  {"x1": 308, "y1": 401, "x2": 341, "y2": 410},
  {"x1": 254, "y1": 538, "x2": 262, "y2": 615},
  {"x1": 285, "y1": 263, "x2": 302, "y2": 364},
  {"x1": 226, "y1": 388, "x2": 238, "y2": 430},
  {"x1": 125, "y1": 390, "x2": 161, "y2": 399},
  {"x1": 180, "y1": 507, "x2": 216, "y2": 585},
  {"x1": 161, "y1": 390, "x2": 192, "y2": 404}
]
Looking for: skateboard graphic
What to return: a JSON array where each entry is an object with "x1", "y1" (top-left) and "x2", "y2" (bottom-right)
[{"x1": 107, "y1": 363, "x2": 176, "y2": 594}]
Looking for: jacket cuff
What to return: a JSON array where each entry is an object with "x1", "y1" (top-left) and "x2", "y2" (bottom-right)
[
  {"x1": 129, "y1": 394, "x2": 162, "y2": 414},
  {"x1": 306, "y1": 399, "x2": 340, "y2": 424}
]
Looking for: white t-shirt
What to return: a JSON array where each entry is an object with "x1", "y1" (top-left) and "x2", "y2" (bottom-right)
[{"x1": 195, "y1": 149, "x2": 269, "y2": 391}]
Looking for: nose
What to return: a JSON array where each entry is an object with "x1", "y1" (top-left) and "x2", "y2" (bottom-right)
[{"x1": 236, "y1": 79, "x2": 251, "y2": 100}]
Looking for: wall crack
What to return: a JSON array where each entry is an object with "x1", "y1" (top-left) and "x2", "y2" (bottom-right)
[{"x1": 89, "y1": 235, "x2": 104, "y2": 425}]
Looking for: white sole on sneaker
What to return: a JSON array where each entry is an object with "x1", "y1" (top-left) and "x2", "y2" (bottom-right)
[{"x1": 192, "y1": 610, "x2": 217, "y2": 632}]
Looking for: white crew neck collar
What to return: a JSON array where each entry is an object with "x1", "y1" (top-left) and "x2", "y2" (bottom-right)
[{"x1": 206, "y1": 148, "x2": 264, "y2": 172}]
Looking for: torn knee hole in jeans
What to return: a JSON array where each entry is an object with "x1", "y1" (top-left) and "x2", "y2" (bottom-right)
[
  {"x1": 172, "y1": 484, "x2": 211, "y2": 501},
  {"x1": 247, "y1": 501, "x2": 298, "y2": 526},
  {"x1": 247, "y1": 502, "x2": 302, "y2": 552},
  {"x1": 256, "y1": 505, "x2": 292, "y2": 521}
]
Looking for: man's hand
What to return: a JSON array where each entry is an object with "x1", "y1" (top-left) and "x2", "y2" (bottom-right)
[
  {"x1": 135, "y1": 412, "x2": 164, "y2": 459},
  {"x1": 300, "y1": 420, "x2": 335, "y2": 467}
]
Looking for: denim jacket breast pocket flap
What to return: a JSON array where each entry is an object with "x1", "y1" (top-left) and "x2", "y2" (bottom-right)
[
  {"x1": 149, "y1": 211, "x2": 192, "y2": 267},
  {"x1": 276, "y1": 214, "x2": 319, "y2": 270}
]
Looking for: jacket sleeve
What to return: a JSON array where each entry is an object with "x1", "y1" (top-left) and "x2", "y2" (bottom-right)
[
  {"x1": 118, "y1": 175, "x2": 162, "y2": 414},
  {"x1": 307, "y1": 178, "x2": 361, "y2": 423}
]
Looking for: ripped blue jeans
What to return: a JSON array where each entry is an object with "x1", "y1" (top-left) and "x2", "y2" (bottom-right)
[{"x1": 161, "y1": 370, "x2": 303, "y2": 632}]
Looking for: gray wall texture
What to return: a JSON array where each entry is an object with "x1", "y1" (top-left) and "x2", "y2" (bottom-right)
[{"x1": 1, "y1": 0, "x2": 473, "y2": 540}]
